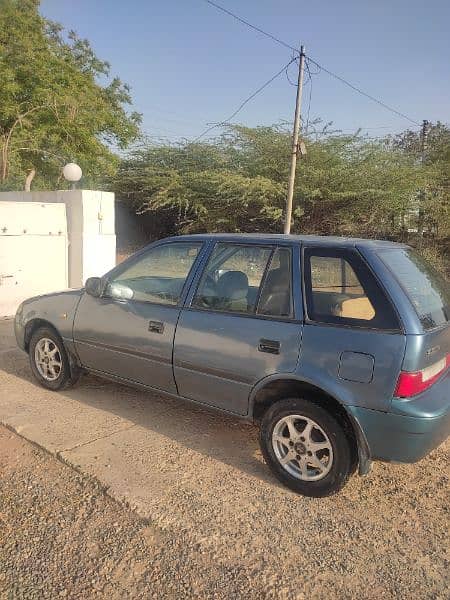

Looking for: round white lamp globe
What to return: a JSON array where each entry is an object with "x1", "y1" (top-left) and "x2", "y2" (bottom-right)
[{"x1": 63, "y1": 162, "x2": 82, "y2": 182}]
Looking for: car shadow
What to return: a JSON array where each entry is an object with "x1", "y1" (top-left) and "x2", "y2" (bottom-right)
[{"x1": 0, "y1": 324, "x2": 278, "y2": 488}]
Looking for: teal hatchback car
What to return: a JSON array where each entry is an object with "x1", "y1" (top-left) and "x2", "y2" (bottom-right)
[{"x1": 15, "y1": 235, "x2": 450, "y2": 496}]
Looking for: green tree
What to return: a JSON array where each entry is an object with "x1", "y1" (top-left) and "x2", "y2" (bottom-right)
[
  {"x1": 0, "y1": 0, "x2": 141, "y2": 189},
  {"x1": 391, "y1": 122, "x2": 450, "y2": 240},
  {"x1": 115, "y1": 126, "x2": 422, "y2": 231},
  {"x1": 114, "y1": 140, "x2": 286, "y2": 233},
  {"x1": 294, "y1": 135, "x2": 427, "y2": 238}
]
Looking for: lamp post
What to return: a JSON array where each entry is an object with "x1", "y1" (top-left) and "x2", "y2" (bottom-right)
[{"x1": 62, "y1": 163, "x2": 82, "y2": 190}]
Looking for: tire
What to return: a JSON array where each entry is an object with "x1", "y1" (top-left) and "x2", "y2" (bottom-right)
[
  {"x1": 29, "y1": 327, "x2": 79, "y2": 391},
  {"x1": 259, "y1": 397, "x2": 353, "y2": 497}
]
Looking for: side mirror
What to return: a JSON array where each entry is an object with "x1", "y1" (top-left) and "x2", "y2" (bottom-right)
[{"x1": 85, "y1": 277, "x2": 103, "y2": 298}]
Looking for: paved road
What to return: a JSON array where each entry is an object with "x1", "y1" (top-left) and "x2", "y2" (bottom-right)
[{"x1": 0, "y1": 318, "x2": 448, "y2": 598}]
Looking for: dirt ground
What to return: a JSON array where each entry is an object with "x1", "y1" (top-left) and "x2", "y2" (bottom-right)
[{"x1": 0, "y1": 318, "x2": 449, "y2": 599}]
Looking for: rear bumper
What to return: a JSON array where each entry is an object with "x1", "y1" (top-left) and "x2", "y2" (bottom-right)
[{"x1": 347, "y1": 371, "x2": 450, "y2": 463}]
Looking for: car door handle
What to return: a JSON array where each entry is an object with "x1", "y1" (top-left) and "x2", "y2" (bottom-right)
[
  {"x1": 148, "y1": 321, "x2": 164, "y2": 334},
  {"x1": 258, "y1": 339, "x2": 280, "y2": 354}
]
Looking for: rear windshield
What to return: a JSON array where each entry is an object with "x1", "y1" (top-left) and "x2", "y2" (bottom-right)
[{"x1": 378, "y1": 249, "x2": 450, "y2": 330}]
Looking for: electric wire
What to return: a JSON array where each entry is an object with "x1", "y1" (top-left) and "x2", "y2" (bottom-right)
[
  {"x1": 305, "y1": 56, "x2": 421, "y2": 126},
  {"x1": 285, "y1": 59, "x2": 298, "y2": 87},
  {"x1": 191, "y1": 57, "x2": 296, "y2": 143},
  {"x1": 204, "y1": 0, "x2": 297, "y2": 53},
  {"x1": 204, "y1": 0, "x2": 421, "y2": 127}
]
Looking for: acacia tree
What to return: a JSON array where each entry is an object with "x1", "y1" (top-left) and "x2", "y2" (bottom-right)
[
  {"x1": 115, "y1": 125, "x2": 424, "y2": 235},
  {"x1": 294, "y1": 135, "x2": 428, "y2": 239},
  {"x1": 391, "y1": 122, "x2": 450, "y2": 242},
  {"x1": 114, "y1": 138, "x2": 286, "y2": 234},
  {"x1": 0, "y1": 0, "x2": 141, "y2": 189},
  {"x1": 114, "y1": 123, "x2": 450, "y2": 271}
]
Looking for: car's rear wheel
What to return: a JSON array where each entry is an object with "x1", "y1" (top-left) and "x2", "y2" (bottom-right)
[
  {"x1": 29, "y1": 327, "x2": 78, "y2": 391},
  {"x1": 259, "y1": 398, "x2": 353, "y2": 497}
]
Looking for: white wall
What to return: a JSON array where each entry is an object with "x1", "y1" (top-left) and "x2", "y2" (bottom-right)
[
  {"x1": 0, "y1": 190, "x2": 116, "y2": 316},
  {"x1": 57, "y1": 190, "x2": 116, "y2": 287},
  {"x1": 0, "y1": 201, "x2": 68, "y2": 317}
]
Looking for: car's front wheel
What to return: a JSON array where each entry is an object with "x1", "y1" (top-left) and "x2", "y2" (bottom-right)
[
  {"x1": 29, "y1": 327, "x2": 78, "y2": 391},
  {"x1": 259, "y1": 398, "x2": 353, "y2": 497}
]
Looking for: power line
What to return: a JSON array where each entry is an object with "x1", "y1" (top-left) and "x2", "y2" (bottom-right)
[
  {"x1": 204, "y1": 0, "x2": 297, "y2": 53},
  {"x1": 306, "y1": 56, "x2": 421, "y2": 126},
  {"x1": 191, "y1": 57, "x2": 296, "y2": 143},
  {"x1": 285, "y1": 59, "x2": 299, "y2": 87},
  {"x1": 204, "y1": 0, "x2": 421, "y2": 127}
]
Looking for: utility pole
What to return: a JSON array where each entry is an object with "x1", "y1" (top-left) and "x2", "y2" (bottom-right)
[
  {"x1": 283, "y1": 45, "x2": 306, "y2": 235},
  {"x1": 417, "y1": 119, "x2": 428, "y2": 244}
]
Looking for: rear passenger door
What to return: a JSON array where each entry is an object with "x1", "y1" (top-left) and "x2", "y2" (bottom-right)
[
  {"x1": 173, "y1": 242, "x2": 303, "y2": 415},
  {"x1": 299, "y1": 246, "x2": 405, "y2": 411}
]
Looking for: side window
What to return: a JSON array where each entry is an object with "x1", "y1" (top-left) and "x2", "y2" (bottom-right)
[
  {"x1": 304, "y1": 248, "x2": 399, "y2": 329},
  {"x1": 106, "y1": 242, "x2": 202, "y2": 305},
  {"x1": 257, "y1": 248, "x2": 293, "y2": 317},
  {"x1": 192, "y1": 243, "x2": 272, "y2": 314},
  {"x1": 310, "y1": 255, "x2": 375, "y2": 320}
]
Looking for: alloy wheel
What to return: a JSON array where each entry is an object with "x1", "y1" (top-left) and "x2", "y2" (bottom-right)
[
  {"x1": 34, "y1": 337, "x2": 62, "y2": 381},
  {"x1": 272, "y1": 414, "x2": 333, "y2": 481}
]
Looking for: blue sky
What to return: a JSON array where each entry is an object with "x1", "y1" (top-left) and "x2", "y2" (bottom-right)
[{"x1": 40, "y1": 0, "x2": 449, "y2": 142}]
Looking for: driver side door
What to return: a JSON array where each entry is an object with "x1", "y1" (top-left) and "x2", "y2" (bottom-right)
[{"x1": 73, "y1": 241, "x2": 203, "y2": 392}]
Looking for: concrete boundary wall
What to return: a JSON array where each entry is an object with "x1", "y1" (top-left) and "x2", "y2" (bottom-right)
[
  {"x1": 0, "y1": 190, "x2": 116, "y2": 316},
  {"x1": 0, "y1": 201, "x2": 68, "y2": 317}
]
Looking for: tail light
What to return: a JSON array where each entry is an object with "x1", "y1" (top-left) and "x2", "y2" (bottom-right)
[{"x1": 395, "y1": 353, "x2": 450, "y2": 398}]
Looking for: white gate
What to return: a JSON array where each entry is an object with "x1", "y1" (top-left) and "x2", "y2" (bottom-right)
[{"x1": 0, "y1": 202, "x2": 68, "y2": 317}]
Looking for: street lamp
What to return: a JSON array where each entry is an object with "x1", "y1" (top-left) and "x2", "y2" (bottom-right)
[{"x1": 63, "y1": 163, "x2": 82, "y2": 189}]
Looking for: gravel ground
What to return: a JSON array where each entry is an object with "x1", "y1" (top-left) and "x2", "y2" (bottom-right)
[
  {"x1": 0, "y1": 425, "x2": 268, "y2": 599},
  {"x1": 1, "y1": 424, "x2": 449, "y2": 599}
]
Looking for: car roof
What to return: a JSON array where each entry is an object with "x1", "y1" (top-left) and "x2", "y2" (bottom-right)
[{"x1": 164, "y1": 233, "x2": 408, "y2": 249}]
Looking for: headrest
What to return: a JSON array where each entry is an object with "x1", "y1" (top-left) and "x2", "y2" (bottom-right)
[{"x1": 217, "y1": 270, "x2": 248, "y2": 300}]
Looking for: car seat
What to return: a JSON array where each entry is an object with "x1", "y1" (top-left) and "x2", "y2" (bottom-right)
[{"x1": 217, "y1": 271, "x2": 249, "y2": 312}]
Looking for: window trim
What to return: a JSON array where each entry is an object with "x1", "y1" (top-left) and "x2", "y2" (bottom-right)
[
  {"x1": 102, "y1": 240, "x2": 205, "y2": 308},
  {"x1": 252, "y1": 247, "x2": 275, "y2": 313},
  {"x1": 302, "y1": 246, "x2": 401, "y2": 332},
  {"x1": 188, "y1": 242, "x2": 296, "y2": 320}
]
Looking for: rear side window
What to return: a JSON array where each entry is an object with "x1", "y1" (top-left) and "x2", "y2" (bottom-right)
[
  {"x1": 304, "y1": 248, "x2": 400, "y2": 330},
  {"x1": 378, "y1": 249, "x2": 450, "y2": 331},
  {"x1": 309, "y1": 255, "x2": 375, "y2": 320}
]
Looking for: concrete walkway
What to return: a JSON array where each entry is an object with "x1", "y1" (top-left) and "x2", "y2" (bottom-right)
[{"x1": 1, "y1": 318, "x2": 448, "y2": 598}]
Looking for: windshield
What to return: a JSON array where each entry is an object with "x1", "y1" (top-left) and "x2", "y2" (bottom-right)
[{"x1": 378, "y1": 248, "x2": 450, "y2": 331}]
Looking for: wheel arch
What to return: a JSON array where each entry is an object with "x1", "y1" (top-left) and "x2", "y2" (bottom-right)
[
  {"x1": 24, "y1": 318, "x2": 81, "y2": 378},
  {"x1": 249, "y1": 374, "x2": 371, "y2": 475},
  {"x1": 24, "y1": 318, "x2": 61, "y2": 352}
]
